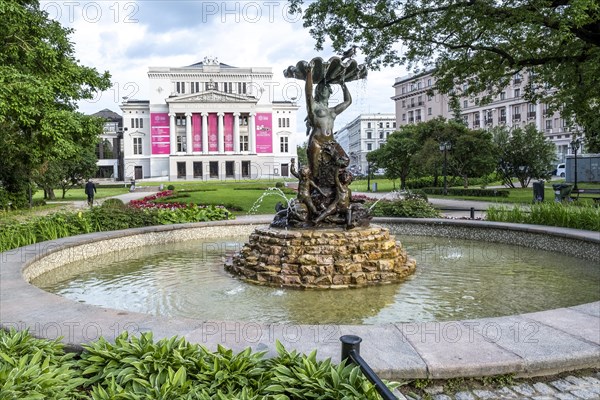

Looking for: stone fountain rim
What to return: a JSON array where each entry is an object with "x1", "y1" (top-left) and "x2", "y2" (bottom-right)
[{"x1": 1, "y1": 216, "x2": 598, "y2": 380}]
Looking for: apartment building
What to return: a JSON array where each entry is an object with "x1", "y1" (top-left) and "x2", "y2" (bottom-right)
[
  {"x1": 392, "y1": 71, "x2": 576, "y2": 162},
  {"x1": 334, "y1": 113, "x2": 397, "y2": 174}
]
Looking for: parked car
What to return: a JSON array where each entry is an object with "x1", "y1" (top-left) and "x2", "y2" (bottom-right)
[{"x1": 556, "y1": 163, "x2": 566, "y2": 177}]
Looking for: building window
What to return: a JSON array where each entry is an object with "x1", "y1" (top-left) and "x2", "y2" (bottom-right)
[
  {"x1": 379, "y1": 131, "x2": 384, "y2": 139},
  {"x1": 366, "y1": 131, "x2": 372, "y2": 139},
  {"x1": 177, "y1": 135, "x2": 186, "y2": 152},
  {"x1": 177, "y1": 162, "x2": 186, "y2": 178},
  {"x1": 463, "y1": 100, "x2": 468, "y2": 108},
  {"x1": 225, "y1": 161, "x2": 234, "y2": 177},
  {"x1": 546, "y1": 119, "x2": 552, "y2": 130},
  {"x1": 209, "y1": 161, "x2": 218, "y2": 178},
  {"x1": 500, "y1": 91, "x2": 506, "y2": 100},
  {"x1": 386, "y1": 122, "x2": 390, "y2": 128},
  {"x1": 133, "y1": 137, "x2": 142, "y2": 155},
  {"x1": 402, "y1": 100, "x2": 406, "y2": 108},
  {"x1": 513, "y1": 105, "x2": 521, "y2": 120},
  {"x1": 241, "y1": 161, "x2": 250, "y2": 177},
  {"x1": 367, "y1": 143, "x2": 372, "y2": 151},
  {"x1": 393, "y1": 122, "x2": 396, "y2": 128},
  {"x1": 428, "y1": 107, "x2": 432, "y2": 115},
  {"x1": 176, "y1": 116, "x2": 186, "y2": 126},
  {"x1": 367, "y1": 122, "x2": 371, "y2": 128},
  {"x1": 514, "y1": 88, "x2": 520, "y2": 98},
  {"x1": 193, "y1": 162, "x2": 203, "y2": 178},
  {"x1": 378, "y1": 122, "x2": 383, "y2": 128},
  {"x1": 402, "y1": 114, "x2": 406, "y2": 121},
  {"x1": 427, "y1": 78, "x2": 432, "y2": 87},
  {"x1": 176, "y1": 82, "x2": 185, "y2": 94},
  {"x1": 280, "y1": 136, "x2": 289, "y2": 153},
  {"x1": 240, "y1": 135, "x2": 249, "y2": 151},
  {"x1": 427, "y1": 94, "x2": 433, "y2": 101}
]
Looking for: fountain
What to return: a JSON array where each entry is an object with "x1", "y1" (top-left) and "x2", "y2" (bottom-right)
[{"x1": 225, "y1": 55, "x2": 416, "y2": 288}]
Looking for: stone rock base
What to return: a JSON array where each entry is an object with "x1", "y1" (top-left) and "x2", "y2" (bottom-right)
[{"x1": 225, "y1": 225, "x2": 416, "y2": 289}]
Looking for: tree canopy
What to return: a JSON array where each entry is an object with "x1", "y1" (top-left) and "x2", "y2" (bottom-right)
[
  {"x1": 492, "y1": 124, "x2": 556, "y2": 188},
  {"x1": 0, "y1": 0, "x2": 111, "y2": 204},
  {"x1": 290, "y1": 0, "x2": 600, "y2": 151},
  {"x1": 368, "y1": 118, "x2": 496, "y2": 189}
]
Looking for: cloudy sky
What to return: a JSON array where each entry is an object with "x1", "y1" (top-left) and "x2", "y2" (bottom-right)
[{"x1": 41, "y1": 0, "x2": 409, "y2": 135}]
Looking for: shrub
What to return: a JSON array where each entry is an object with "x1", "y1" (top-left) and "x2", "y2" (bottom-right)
[
  {"x1": 368, "y1": 198, "x2": 441, "y2": 218},
  {"x1": 486, "y1": 203, "x2": 600, "y2": 231},
  {"x1": 167, "y1": 184, "x2": 175, "y2": 191},
  {"x1": 0, "y1": 329, "x2": 84, "y2": 399},
  {"x1": 275, "y1": 181, "x2": 285, "y2": 188},
  {"x1": 101, "y1": 198, "x2": 125, "y2": 208},
  {"x1": 422, "y1": 187, "x2": 510, "y2": 197}
]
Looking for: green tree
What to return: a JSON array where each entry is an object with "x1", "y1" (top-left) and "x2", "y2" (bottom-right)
[
  {"x1": 296, "y1": 141, "x2": 309, "y2": 167},
  {"x1": 0, "y1": 0, "x2": 111, "y2": 204},
  {"x1": 290, "y1": 0, "x2": 600, "y2": 152},
  {"x1": 492, "y1": 124, "x2": 556, "y2": 188},
  {"x1": 367, "y1": 130, "x2": 418, "y2": 189},
  {"x1": 34, "y1": 115, "x2": 102, "y2": 199},
  {"x1": 450, "y1": 129, "x2": 497, "y2": 188}
]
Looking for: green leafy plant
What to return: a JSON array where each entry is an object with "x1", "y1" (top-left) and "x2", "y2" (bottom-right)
[
  {"x1": 486, "y1": 203, "x2": 600, "y2": 231},
  {"x1": 0, "y1": 329, "x2": 85, "y2": 399},
  {"x1": 368, "y1": 198, "x2": 441, "y2": 218}
]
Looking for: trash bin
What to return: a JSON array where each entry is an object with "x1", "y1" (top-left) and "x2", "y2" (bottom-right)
[
  {"x1": 552, "y1": 183, "x2": 572, "y2": 202},
  {"x1": 372, "y1": 182, "x2": 378, "y2": 192},
  {"x1": 533, "y1": 181, "x2": 545, "y2": 203}
]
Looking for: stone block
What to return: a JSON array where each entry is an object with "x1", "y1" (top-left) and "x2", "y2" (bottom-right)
[{"x1": 351, "y1": 272, "x2": 367, "y2": 285}]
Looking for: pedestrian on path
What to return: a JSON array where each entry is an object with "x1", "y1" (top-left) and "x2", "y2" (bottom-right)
[{"x1": 85, "y1": 179, "x2": 96, "y2": 206}]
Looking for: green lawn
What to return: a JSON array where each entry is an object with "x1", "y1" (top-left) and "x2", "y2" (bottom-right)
[{"x1": 32, "y1": 187, "x2": 131, "y2": 202}]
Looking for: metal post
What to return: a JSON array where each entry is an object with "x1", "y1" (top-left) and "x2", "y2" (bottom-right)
[
  {"x1": 470, "y1": 207, "x2": 475, "y2": 219},
  {"x1": 340, "y1": 335, "x2": 362, "y2": 361},
  {"x1": 574, "y1": 146, "x2": 579, "y2": 191},
  {"x1": 340, "y1": 335, "x2": 397, "y2": 400},
  {"x1": 443, "y1": 147, "x2": 448, "y2": 195}
]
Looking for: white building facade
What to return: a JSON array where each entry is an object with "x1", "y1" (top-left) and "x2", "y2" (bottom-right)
[
  {"x1": 92, "y1": 109, "x2": 123, "y2": 180},
  {"x1": 334, "y1": 113, "x2": 397, "y2": 174},
  {"x1": 120, "y1": 57, "x2": 299, "y2": 181},
  {"x1": 392, "y1": 71, "x2": 577, "y2": 162}
]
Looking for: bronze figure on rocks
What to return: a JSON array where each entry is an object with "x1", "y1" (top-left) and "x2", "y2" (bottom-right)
[{"x1": 273, "y1": 56, "x2": 371, "y2": 229}]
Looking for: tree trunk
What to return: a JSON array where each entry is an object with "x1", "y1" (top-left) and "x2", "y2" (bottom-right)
[
  {"x1": 463, "y1": 175, "x2": 469, "y2": 188},
  {"x1": 46, "y1": 188, "x2": 56, "y2": 200}
]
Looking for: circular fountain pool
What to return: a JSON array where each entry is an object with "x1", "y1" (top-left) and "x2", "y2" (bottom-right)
[{"x1": 32, "y1": 229, "x2": 600, "y2": 325}]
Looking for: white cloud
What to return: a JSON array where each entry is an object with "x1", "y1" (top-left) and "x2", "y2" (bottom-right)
[{"x1": 42, "y1": 0, "x2": 408, "y2": 133}]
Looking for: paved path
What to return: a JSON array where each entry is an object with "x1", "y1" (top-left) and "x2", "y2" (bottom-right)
[
  {"x1": 354, "y1": 190, "x2": 498, "y2": 219},
  {"x1": 397, "y1": 371, "x2": 600, "y2": 399}
]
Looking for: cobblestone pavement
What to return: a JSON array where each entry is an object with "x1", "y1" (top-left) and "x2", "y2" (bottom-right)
[{"x1": 396, "y1": 371, "x2": 600, "y2": 400}]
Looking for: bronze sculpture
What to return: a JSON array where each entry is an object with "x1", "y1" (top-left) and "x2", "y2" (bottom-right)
[{"x1": 273, "y1": 56, "x2": 371, "y2": 229}]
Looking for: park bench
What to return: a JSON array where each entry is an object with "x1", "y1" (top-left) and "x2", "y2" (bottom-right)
[{"x1": 570, "y1": 188, "x2": 600, "y2": 203}]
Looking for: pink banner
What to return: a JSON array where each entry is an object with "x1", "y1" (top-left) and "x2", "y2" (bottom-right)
[
  {"x1": 192, "y1": 113, "x2": 202, "y2": 152},
  {"x1": 150, "y1": 113, "x2": 170, "y2": 155},
  {"x1": 224, "y1": 113, "x2": 234, "y2": 152},
  {"x1": 255, "y1": 112, "x2": 272, "y2": 153},
  {"x1": 208, "y1": 113, "x2": 218, "y2": 152}
]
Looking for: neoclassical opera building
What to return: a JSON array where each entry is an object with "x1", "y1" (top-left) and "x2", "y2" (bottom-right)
[{"x1": 120, "y1": 57, "x2": 299, "y2": 181}]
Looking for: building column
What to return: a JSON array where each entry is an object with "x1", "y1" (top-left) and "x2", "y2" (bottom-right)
[
  {"x1": 201, "y1": 112, "x2": 208, "y2": 154},
  {"x1": 217, "y1": 112, "x2": 224, "y2": 153},
  {"x1": 249, "y1": 112, "x2": 256, "y2": 153},
  {"x1": 506, "y1": 104, "x2": 513, "y2": 127},
  {"x1": 169, "y1": 113, "x2": 176, "y2": 154},
  {"x1": 185, "y1": 112, "x2": 192, "y2": 155},
  {"x1": 536, "y1": 103, "x2": 544, "y2": 131},
  {"x1": 233, "y1": 112, "x2": 240, "y2": 153}
]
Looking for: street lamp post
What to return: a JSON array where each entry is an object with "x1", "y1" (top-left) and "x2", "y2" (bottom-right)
[
  {"x1": 439, "y1": 141, "x2": 451, "y2": 195},
  {"x1": 570, "y1": 137, "x2": 582, "y2": 191}
]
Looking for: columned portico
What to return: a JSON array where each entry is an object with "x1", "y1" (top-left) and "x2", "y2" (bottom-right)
[
  {"x1": 185, "y1": 112, "x2": 192, "y2": 155},
  {"x1": 169, "y1": 113, "x2": 176, "y2": 154},
  {"x1": 217, "y1": 112, "x2": 224, "y2": 153},
  {"x1": 233, "y1": 112, "x2": 240, "y2": 153},
  {"x1": 201, "y1": 112, "x2": 209, "y2": 154},
  {"x1": 249, "y1": 113, "x2": 256, "y2": 153}
]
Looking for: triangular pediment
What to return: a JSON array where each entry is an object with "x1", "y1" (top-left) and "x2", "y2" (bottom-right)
[{"x1": 166, "y1": 90, "x2": 257, "y2": 104}]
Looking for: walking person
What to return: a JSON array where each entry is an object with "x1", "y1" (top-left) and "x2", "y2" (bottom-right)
[{"x1": 85, "y1": 179, "x2": 96, "y2": 206}]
